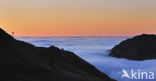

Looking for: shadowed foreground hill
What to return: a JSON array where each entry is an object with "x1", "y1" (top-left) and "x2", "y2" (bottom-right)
[
  {"x1": 109, "y1": 34, "x2": 156, "y2": 60},
  {"x1": 0, "y1": 28, "x2": 115, "y2": 81}
]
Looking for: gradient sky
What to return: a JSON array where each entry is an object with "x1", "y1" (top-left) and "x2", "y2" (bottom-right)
[{"x1": 0, "y1": 0, "x2": 156, "y2": 36}]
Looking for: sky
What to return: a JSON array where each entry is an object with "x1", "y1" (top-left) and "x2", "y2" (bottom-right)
[{"x1": 0, "y1": 0, "x2": 156, "y2": 36}]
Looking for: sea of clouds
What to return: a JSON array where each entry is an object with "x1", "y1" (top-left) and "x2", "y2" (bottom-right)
[{"x1": 16, "y1": 36, "x2": 156, "y2": 81}]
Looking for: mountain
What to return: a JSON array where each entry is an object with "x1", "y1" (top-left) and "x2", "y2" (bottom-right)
[
  {"x1": 0, "y1": 28, "x2": 115, "y2": 81},
  {"x1": 109, "y1": 34, "x2": 156, "y2": 60}
]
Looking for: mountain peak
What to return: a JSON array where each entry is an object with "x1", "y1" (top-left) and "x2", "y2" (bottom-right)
[
  {"x1": 0, "y1": 28, "x2": 7, "y2": 34},
  {"x1": 0, "y1": 28, "x2": 14, "y2": 40},
  {"x1": 109, "y1": 34, "x2": 156, "y2": 60}
]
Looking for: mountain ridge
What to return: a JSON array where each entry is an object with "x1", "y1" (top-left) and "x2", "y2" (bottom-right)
[{"x1": 0, "y1": 28, "x2": 115, "y2": 81}]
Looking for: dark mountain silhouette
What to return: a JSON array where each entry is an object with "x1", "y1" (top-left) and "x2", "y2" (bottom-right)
[
  {"x1": 0, "y1": 28, "x2": 115, "y2": 81},
  {"x1": 109, "y1": 34, "x2": 156, "y2": 60}
]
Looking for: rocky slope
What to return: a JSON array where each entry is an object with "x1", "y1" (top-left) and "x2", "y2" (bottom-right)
[
  {"x1": 109, "y1": 34, "x2": 156, "y2": 60},
  {"x1": 0, "y1": 28, "x2": 115, "y2": 81}
]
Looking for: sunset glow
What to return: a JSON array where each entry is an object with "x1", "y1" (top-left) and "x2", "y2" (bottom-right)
[{"x1": 0, "y1": 0, "x2": 156, "y2": 36}]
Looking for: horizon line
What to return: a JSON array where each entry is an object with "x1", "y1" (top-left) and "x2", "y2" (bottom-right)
[
  {"x1": 14, "y1": 35, "x2": 134, "y2": 37},
  {"x1": 13, "y1": 34, "x2": 152, "y2": 37}
]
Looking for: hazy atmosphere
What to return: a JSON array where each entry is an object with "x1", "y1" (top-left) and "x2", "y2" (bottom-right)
[
  {"x1": 1, "y1": 1, "x2": 156, "y2": 81},
  {"x1": 0, "y1": 0, "x2": 156, "y2": 36}
]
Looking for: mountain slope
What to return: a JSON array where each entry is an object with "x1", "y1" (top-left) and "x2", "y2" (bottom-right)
[
  {"x1": 0, "y1": 28, "x2": 115, "y2": 81},
  {"x1": 109, "y1": 34, "x2": 156, "y2": 60}
]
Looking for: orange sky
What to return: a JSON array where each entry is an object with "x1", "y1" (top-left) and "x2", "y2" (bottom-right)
[{"x1": 0, "y1": 0, "x2": 156, "y2": 36}]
